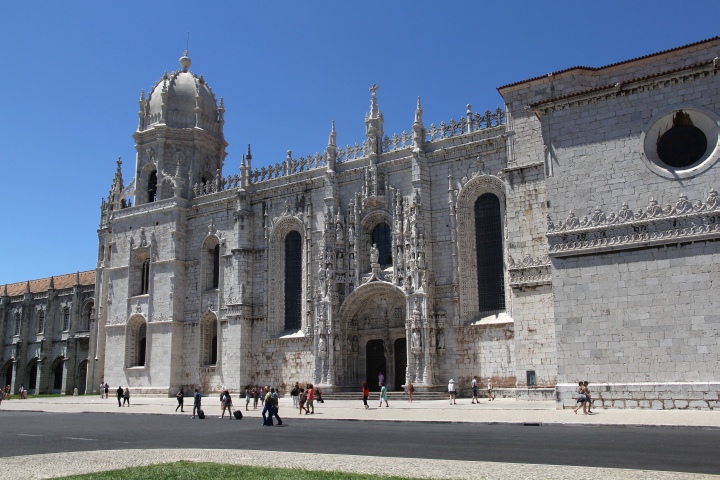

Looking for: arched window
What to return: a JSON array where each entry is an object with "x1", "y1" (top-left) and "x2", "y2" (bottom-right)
[
  {"x1": 126, "y1": 317, "x2": 147, "y2": 368},
  {"x1": 62, "y1": 308, "x2": 70, "y2": 331},
  {"x1": 37, "y1": 311, "x2": 45, "y2": 334},
  {"x1": 14, "y1": 313, "x2": 21, "y2": 336},
  {"x1": 140, "y1": 258, "x2": 150, "y2": 295},
  {"x1": 474, "y1": 193, "x2": 505, "y2": 314},
  {"x1": 200, "y1": 314, "x2": 218, "y2": 366},
  {"x1": 284, "y1": 231, "x2": 302, "y2": 331},
  {"x1": 212, "y1": 244, "x2": 220, "y2": 289},
  {"x1": 138, "y1": 323, "x2": 147, "y2": 366},
  {"x1": 82, "y1": 302, "x2": 93, "y2": 331},
  {"x1": 147, "y1": 171, "x2": 157, "y2": 203},
  {"x1": 372, "y1": 222, "x2": 392, "y2": 266}
]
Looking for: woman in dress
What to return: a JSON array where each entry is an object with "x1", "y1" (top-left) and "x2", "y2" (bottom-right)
[
  {"x1": 175, "y1": 388, "x2": 184, "y2": 412},
  {"x1": 379, "y1": 382, "x2": 388, "y2": 407}
]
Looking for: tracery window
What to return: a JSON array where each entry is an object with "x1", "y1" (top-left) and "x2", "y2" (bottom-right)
[
  {"x1": 474, "y1": 193, "x2": 505, "y2": 314},
  {"x1": 62, "y1": 307, "x2": 70, "y2": 331},
  {"x1": 82, "y1": 302, "x2": 93, "y2": 331},
  {"x1": 37, "y1": 310, "x2": 45, "y2": 334},
  {"x1": 372, "y1": 222, "x2": 392, "y2": 266},
  {"x1": 284, "y1": 231, "x2": 302, "y2": 331},
  {"x1": 203, "y1": 237, "x2": 221, "y2": 290},
  {"x1": 14, "y1": 313, "x2": 21, "y2": 336}
]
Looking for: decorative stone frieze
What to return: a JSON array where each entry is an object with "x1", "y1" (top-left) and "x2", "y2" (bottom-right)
[
  {"x1": 508, "y1": 254, "x2": 552, "y2": 288},
  {"x1": 547, "y1": 191, "x2": 720, "y2": 256}
]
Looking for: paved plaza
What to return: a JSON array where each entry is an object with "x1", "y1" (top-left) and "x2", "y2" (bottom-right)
[{"x1": 1, "y1": 395, "x2": 718, "y2": 479}]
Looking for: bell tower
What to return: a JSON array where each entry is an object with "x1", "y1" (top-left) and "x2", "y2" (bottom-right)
[{"x1": 133, "y1": 51, "x2": 227, "y2": 204}]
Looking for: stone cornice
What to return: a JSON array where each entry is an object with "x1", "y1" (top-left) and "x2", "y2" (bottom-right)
[
  {"x1": 113, "y1": 198, "x2": 186, "y2": 221},
  {"x1": 547, "y1": 190, "x2": 720, "y2": 257},
  {"x1": 531, "y1": 60, "x2": 717, "y2": 113}
]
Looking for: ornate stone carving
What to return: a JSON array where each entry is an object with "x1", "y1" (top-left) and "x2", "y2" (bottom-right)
[
  {"x1": 547, "y1": 191, "x2": 720, "y2": 256},
  {"x1": 508, "y1": 254, "x2": 552, "y2": 288}
]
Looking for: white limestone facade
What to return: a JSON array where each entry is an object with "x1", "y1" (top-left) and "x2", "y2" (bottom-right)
[
  {"x1": 65, "y1": 37, "x2": 720, "y2": 409},
  {"x1": 499, "y1": 37, "x2": 720, "y2": 409}
]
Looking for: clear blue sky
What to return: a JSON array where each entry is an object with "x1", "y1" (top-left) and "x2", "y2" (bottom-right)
[{"x1": 1, "y1": 1, "x2": 718, "y2": 285}]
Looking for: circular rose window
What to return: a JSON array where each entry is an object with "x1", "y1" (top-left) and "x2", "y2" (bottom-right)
[{"x1": 641, "y1": 107, "x2": 720, "y2": 179}]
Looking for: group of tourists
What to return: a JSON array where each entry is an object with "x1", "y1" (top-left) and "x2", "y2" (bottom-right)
[{"x1": 98, "y1": 381, "x2": 110, "y2": 399}]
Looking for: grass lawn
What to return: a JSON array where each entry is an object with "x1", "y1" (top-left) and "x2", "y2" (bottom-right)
[{"x1": 59, "y1": 461, "x2": 422, "y2": 479}]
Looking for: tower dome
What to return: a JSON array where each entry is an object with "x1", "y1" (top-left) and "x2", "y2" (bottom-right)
[{"x1": 138, "y1": 51, "x2": 224, "y2": 135}]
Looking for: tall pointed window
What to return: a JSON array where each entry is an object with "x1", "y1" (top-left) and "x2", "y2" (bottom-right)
[
  {"x1": 474, "y1": 193, "x2": 505, "y2": 314},
  {"x1": 372, "y1": 222, "x2": 392, "y2": 266},
  {"x1": 147, "y1": 171, "x2": 157, "y2": 203},
  {"x1": 200, "y1": 313, "x2": 218, "y2": 366},
  {"x1": 14, "y1": 313, "x2": 21, "y2": 336},
  {"x1": 138, "y1": 322, "x2": 147, "y2": 366},
  {"x1": 140, "y1": 258, "x2": 150, "y2": 295},
  {"x1": 284, "y1": 231, "x2": 302, "y2": 331},
  {"x1": 212, "y1": 244, "x2": 220, "y2": 289}
]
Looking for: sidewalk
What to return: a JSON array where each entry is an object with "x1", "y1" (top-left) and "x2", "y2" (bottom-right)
[{"x1": 2, "y1": 394, "x2": 718, "y2": 428}]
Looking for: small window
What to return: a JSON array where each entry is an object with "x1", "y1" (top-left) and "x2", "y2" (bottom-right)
[
  {"x1": 14, "y1": 314, "x2": 21, "y2": 336},
  {"x1": 212, "y1": 244, "x2": 220, "y2": 289},
  {"x1": 37, "y1": 311, "x2": 45, "y2": 334},
  {"x1": 62, "y1": 308, "x2": 70, "y2": 331}
]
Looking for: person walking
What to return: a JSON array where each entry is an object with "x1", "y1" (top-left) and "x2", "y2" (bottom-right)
[
  {"x1": 306, "y1": 384, "x2": 315, "y2": 414},
  {"x1": 361, "y1": 382, "x2": 370, "y2": 409},
  {"x1": 270, "y1": 387, "x2": 283, "y2": 426},
  {"x1": 99, "y1": 381, "x2": 105, "y2": 398},
  {"x1": 406, "y1": 381, "x2": 414, "y2": 403},
  {"x1": 379, "y1": 382, "x2": 388, "y2": 407},
  {"x1": 175, "y1": 388, "x2": 185, "y2": 412},
  {"x1": 584, "y1": 381, "x2": 593, "y2": 414},
  {"x1": 220, "y1": 389, "x2": 233, "y2": 419},
  {"x1": 116, "y1": 386, "x2": 123, "y2": 407},
  {"x1": 298, "y1": 388, "x2": 308, "y2": 414},
  {"x1": 573, "y1": 381, "x2": 587, "y2": 414},
  {"x1": 192, "y1": 388, "x2": 202, "y2": 418},
  {"x1": 104, "y1": 383, "x2": 109, "y2": 399},
  {"x1": 291, "y1": 382, "x2": 299, "y2": 409},
  {"x1": 245, "y1": 385, "x2": 251, "y2": 411},
  {"x1": 487, "y1": 378, "x2": 494, "y2": 401},
  {"x1": 123, "y1": 387, "x2": 130, "y2": 406},
  {"x1": 261, "y1": 388, "x2": 274, "y2": 426},
  {"x1": 448, "y1": 379, "x2": 457, "y2": 405},
  {"x1": 378, "y1": 372, "x2": 384, "y2": 388},
  {"x1": 471, "y1": 377, "x2": 479, "y2": 404},
  {"x1": 252, "y1": 385, "x2": 260, "y2": 410}
]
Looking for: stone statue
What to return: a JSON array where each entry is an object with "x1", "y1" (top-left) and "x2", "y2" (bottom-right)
[
  {"x1": 437, "y1": 331, "x2": 445, "y2": 350},
  {"x1": 370, "y1": 243, "x2": 379, "y2": 264},
  {"x1": 318, "y1": 336, "x2": 327, "y2": 357},
  {"x1": 412, "y1": 329, "x2": 421, "y2": 349}
]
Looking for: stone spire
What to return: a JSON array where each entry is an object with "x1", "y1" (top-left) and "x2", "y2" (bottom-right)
[
  {"x1": 48, "y1": 276, "x2": 55, "y2": 290},
  {"x1": 326, "y1": 121, "x2": 337, "y2": 171},
  {"x1": 364, "y1": 84, "x2": 384, "y2": 155},
  {"x1": 412, "y1": 96, "x2": 425, "y2": 150}
]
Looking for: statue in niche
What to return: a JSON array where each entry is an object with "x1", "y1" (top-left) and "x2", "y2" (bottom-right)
[
  {"x1": 349, "y1": 254, "x2": 355, "y2": 271},
  {"x1": 370, "y1": 244, "x2": 379, "y2": 264},
  {"x1": 139, "y1": 227, "x2": 147, "y2": 247},
  {"x1": 318, "y1": 335, "x2": 328, "y2": 357},
  {"x1": 418, "y1": 233, "x2": 425, "y2": 252},
  {"x1": 396, "y1": 248, "x2": 404, "y2": 269},
  {"x1": 437, "y1": 331, "x2": 445, "y2": 350},
  {"x1": 418, "y1": 251, "x2": 426, "y2": 270},
  {"x1": 336, "y1": 223, "x2": 344, "y2": 242},
  {"x1": 348, "y1": 225, "x2": 354, "y2": 246},
  {"x1": 318, "y1": 262, "x2": 325, "y2": 282},
  {"x1": 334, "y1": 335, "x2": 341, "y2": 354},
  {"x1": 351, "y1": 335, "x2": 359, "y2": 352},
  {"x1": 412, "y1": 329, "x2": 421, "y2": 349}
]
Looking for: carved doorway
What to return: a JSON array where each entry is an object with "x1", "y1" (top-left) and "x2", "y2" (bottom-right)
[
  {"x1": 366, "y1": 339, "x2": 386, "y2": 391},
  {"x1": 394, "y1": 338, "x2": 406, "y2": 391},
  {"x1": 76, "y1": 360, "x2": 88, "y2": 395}
]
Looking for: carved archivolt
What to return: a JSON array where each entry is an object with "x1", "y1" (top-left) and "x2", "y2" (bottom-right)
[
  {"x1": 268, "y1": 215, "x2": 306, "y2": 335},
  {"x1": 338, "y1": 281, "x2": 405, "y2": 327},
  {"x1": 455, "y1": 174, "x2": 507, "y2": 321}
]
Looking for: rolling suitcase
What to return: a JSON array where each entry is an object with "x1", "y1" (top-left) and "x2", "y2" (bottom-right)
[{"x1": 233, "y1": 410, "x2": 242, "y2": 420}]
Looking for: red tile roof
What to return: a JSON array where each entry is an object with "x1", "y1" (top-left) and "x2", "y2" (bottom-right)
[{"x1": 2, "y1": 270, "x2": 95, "y2": 297}]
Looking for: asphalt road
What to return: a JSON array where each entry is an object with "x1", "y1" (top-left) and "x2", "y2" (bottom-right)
[{"x1": 3, "y1": 412, "x2": 718, "y2": 474}]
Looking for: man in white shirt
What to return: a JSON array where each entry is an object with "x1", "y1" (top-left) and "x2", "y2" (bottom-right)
[{"x1": 448, "y1": 379, "x2": 457, "y2": 405}]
